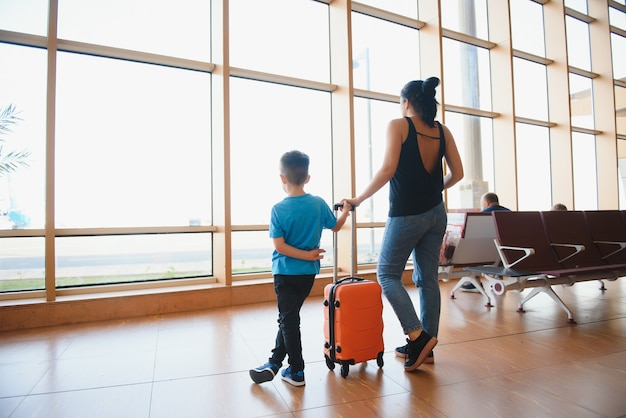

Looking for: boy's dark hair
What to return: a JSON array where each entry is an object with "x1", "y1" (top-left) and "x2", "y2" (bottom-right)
[{"x1": 280, "y1": 150, "x2": 309, "y2": 185}]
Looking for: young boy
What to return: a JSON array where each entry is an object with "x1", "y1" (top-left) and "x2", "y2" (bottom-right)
[{"x1": 249, "y1": 150, "x2": 351, "y2": 387}]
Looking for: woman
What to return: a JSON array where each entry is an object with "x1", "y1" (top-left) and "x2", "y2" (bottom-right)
[{"x1": 346, "y1": 77, "x2": 464, "y2": 371}]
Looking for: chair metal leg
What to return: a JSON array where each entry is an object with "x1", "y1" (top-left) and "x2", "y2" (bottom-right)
[
  {"x1": 450, "y1": 275, "x2": 485, "y2": 300},
  {"x1": 518, "y1": 285, "x2": 576, "y2": 324}
]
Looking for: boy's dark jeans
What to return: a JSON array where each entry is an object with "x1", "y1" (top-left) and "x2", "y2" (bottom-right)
[{"x1": 269, "y1": 274, "x2": 315, "y2": 373}]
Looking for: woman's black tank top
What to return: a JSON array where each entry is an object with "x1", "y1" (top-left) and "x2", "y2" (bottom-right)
[{"x1": 388, "y1": 117, "x2": 445, "y2": 217}]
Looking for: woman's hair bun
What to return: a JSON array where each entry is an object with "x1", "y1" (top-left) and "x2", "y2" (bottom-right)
[
  {"x1": 421, "y1": 77, "x2": 440, "y2": 98},
  {"x1": 400, "y1": 77, "x2": 439, "y2": 127}
]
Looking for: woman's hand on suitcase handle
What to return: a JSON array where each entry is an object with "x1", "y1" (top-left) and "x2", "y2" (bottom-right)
[{"x1": 343, "y1": 198, "x2": 360, "y2": 210}]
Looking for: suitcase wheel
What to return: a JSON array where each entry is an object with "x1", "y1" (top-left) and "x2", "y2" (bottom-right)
[
  {"x1": 340, "y1": 363, "x2": 349, "y2": 378},
  {"x1": 377, "y1": 351, "x2": 384, "y2": 368},
  {"x1": 325, "y1": 355, "x2": 335, "y2": 371}
]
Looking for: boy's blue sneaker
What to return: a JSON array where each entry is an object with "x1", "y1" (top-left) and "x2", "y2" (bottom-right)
[
  {"x1": 249, "y1": 362, "x2": 280, "y2": 384},
  {"x1": 280, "y1": 366, "x2": 305, "y2": 387}
]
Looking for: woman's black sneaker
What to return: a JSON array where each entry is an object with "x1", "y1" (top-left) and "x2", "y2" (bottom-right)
[
  {"x1": 403, "y1": 331, "x2": 438, "y2": 371},
  {"x1": 394, "y1": 344, "x2": 434, "y2": 364}
]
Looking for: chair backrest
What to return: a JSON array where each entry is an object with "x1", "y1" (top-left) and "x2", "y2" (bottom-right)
[
  {"x1": 540, "y1": 211, "x2": 606, "y2": 268},
  {"x1": 583, "y1": 210, "x2": 626, "y2": 264},
  {"x1": 462, "y1": 212, "x2": 497, "y2": 239},
  {"x1": 492, "y1": 211, "x2": 561, "y2": 271},
  {"x1": 449, "y1": 212, "x2": 499, "y2": 265}
]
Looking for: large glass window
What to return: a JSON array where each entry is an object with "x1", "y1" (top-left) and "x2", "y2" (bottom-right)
[
  {"x1": 55, "y1": 52, "x2": 212, "y2": 228},
  {"x1": 0, "y1": 0, "x2": 48, "y2": 36},
  {"x1": 354, "y1": 98, "x2": 402, "y2": 222},
  {"x1": 232, "y1": 231, "x2": 272, "y2": 275},
  {"x1": 55, "y1": 234, "x2": 212, "y2": 288},
  {"x1": 610, "y1": 5, "x2": 626, "y2": 31},
  {"x1": 353, "y1": 0, "x2": 417, "y2": 18},
  {"x1": 352, "y1": 97, "x2": 397, "y2": 266},
  {"x1": 564, "y1": 0, "x2": 587, "y2": 15},
  {"x1": 444, "y1": 112, "x2": 494, "y2": 210},
  {"x1": 353, "y1": 97, "x2": 397, "y2": 224},
  {"x1": 510, "y1": 0, "x2": 546, "y2": 57},
  {"x1": 58, "y1": 0, "x2": 211, "y2": 62},
  {"x1": 513, "y1": 58, "x2": 549, "y2": 121},
  {"x1": 357, "y1": 228, "x2": 384, "y2": 265},
  {"x1": 569, "y1": 73, "x2": 594, "y2": 130},
  {"x1": 572, "y1": 132, "x2": 598, "y2": 210},
  {"x1": 442, "y1": 38, "x2": 492, "y2": 111},
  {"x1": 230, "y1": 0, "x2": 329, "y2": 82},
  {"x1": 351, "y1": 12, "x2": 420, "y2": 94},
  {"x1": 0, "y1": 43, "x2": 47, "y2": 230},
  {"x1": 566, "y1": 16, "x2": 591, "y2": 71},
  {"x1": 229, "y1": 78, "x2": 333, "y2": 226},
  {"x1": 611, "y1": 33, "x2": 626, "y2": 81},
  {"x1": 441, "y1": 0, "x2": 489, "y2": 40},
  {"x1": 617, "y1": 86, "x2": 626, "y2": 137},
  {"x1": 515, "y1": 123, "x2": 551, "y2": 211},
  {"x1": 1, "y1": 0, "x2": 623, "y2": 297},
  {"x1": 0, "y1": 237, "x2": 45, "y2": 292}
]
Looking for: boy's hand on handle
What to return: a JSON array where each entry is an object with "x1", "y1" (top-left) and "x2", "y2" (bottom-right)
[{"x1": 334, "y1": 200, "x2": 353, "y2": 213}]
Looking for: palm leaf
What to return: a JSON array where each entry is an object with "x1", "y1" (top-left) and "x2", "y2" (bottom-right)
[
  {"x1": 0, "y1": 146, "x2": 31, "y2": 176},
  {"x1": 0, "y1": 104, "x2": 30, "y2": 178},
  {"x1": 0, "y1": 104, "x2": 23, "y2": 141}
]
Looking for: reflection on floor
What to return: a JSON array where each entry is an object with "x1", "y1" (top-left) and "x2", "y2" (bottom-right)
[{"x1": 1, "y1": 279, "x2": 625, "y2": 417}]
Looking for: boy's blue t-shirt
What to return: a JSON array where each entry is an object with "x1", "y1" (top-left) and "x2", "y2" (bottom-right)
[{"x1": 270, "y1": 194, "x2": 337, "y2": 275}]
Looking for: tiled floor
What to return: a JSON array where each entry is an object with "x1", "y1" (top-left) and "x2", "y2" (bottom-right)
[{"x1": 1, "y1": 279, "x2": 625, "y2": 417}]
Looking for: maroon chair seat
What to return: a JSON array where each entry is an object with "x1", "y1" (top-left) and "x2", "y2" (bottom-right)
[
  {"x1": 463, "y1": 211, "x2": 624, "y2": 324},
  {"x1": 540, "y1": 210, "x2": 626, "y2": 271},
  {"x1": 583, "y1": 210, "x2": 626, "y2": 264},
  {"x1": 491, "y1": 211, "x2": 561, "y2": 273},
  {"x1": 467, "y1": 211, "x2": 626, "y2": 278}
]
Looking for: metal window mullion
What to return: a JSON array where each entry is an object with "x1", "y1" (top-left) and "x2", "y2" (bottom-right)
[{"x1": 45, "y1": 0, "x2": 59, "y2": 302}]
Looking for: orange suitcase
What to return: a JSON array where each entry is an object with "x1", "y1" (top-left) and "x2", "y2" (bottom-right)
[{"x1": 323, "y1": 206, "x2": 384, "y2": 378}]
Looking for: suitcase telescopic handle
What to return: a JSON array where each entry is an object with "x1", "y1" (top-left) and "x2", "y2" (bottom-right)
[
  {"x1": 333, "y1": 203, "x2": 357, "y2": 283},
  {"x1": 333, "y1": 203, "x2": 357, "y2": 211}
]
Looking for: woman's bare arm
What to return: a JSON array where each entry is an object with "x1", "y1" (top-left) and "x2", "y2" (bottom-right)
[{"x1": 441, "y1": 124, "x2": 464, "y2": 189}]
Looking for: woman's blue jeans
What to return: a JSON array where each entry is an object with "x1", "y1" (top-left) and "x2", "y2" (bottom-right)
[{"x1": 377, "y1": 201, "x2": 446, "y2": 337}]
